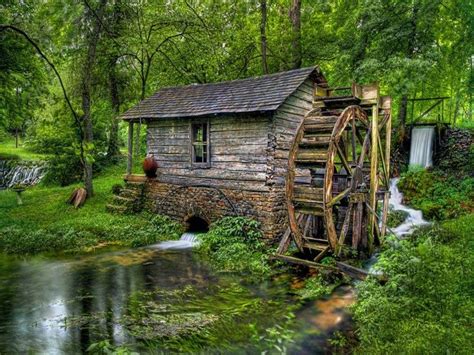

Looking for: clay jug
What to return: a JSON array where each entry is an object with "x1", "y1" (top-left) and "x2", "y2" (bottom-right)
[{"x1": 143, "y1": 155, "x2": 158, "y2": 178}]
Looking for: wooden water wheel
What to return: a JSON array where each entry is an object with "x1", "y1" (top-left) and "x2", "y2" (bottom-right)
[{"x1": 277, "y1": 84, "x2": 392, "y2": 264}]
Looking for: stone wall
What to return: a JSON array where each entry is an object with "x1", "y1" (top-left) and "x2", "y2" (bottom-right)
[{"x1": 141, "y1": 179, "x2": 287, "y2": 240}]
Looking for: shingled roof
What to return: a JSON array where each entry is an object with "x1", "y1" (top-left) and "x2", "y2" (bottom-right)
[{"x1": 121, "y1": 66, "x2": 324, "y2": 120}]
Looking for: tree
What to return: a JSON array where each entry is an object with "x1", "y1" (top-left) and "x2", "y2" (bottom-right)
[{"x1": 289, "y1": 0, "x2": 302, "y2": 69}]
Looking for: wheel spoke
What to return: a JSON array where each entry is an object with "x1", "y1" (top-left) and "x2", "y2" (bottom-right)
[
  {"x1": 336, "y1": 203, "x2": 353, "y2": 256},
  {"x1": 327, "y1": 187, "x2": 351, "y2": 207},
  {"x1": 336, "y1": 144, "x2": 353, "y2": 175}
]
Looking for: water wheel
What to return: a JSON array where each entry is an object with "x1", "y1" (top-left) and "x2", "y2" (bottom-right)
[{"x1": 280, "y1": 84, "x2": 392, "y2": 262}]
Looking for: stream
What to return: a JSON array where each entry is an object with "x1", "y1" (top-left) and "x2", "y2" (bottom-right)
[{"x1": 0, "y1": 238, "x2": 353, "y2": 354}]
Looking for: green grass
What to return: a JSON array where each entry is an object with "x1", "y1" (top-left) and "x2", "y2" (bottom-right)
[
  {"x1": 0, "y1": 138, "x2": 47, "y2": 161},
  {"x1": 353, "y1": 214, "x2": 474, "y2": 354},
  {"x1": 0, "y1": 162, "x2": 183, "y2": 254}
]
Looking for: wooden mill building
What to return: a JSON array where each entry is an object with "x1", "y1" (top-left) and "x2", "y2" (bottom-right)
[{"x1": 114, "y1": 66, "x2": 392, "y2": 259}]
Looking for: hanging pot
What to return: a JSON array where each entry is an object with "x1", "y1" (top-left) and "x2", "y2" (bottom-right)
[{"x1": 143, "y1": 155, "x2": 158, "y2": 178}]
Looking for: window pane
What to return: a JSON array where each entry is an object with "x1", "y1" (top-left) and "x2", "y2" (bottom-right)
[
  {"x1": 194, "y1": 145, "x2": 204, "y2": 162},
  {"x1": 192, "y1": 122, "x2": 209, "y2": 164},
  {"x1": 193, "y1": 124, "x2": 203, "y2": 143}
]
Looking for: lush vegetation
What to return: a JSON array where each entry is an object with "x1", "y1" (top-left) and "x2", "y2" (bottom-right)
[
  {"x1": 197, "y1": 217, "x2": 272, "y2": 277},
  {"x1": 1, "y1": 0, "x2": 472, "y2": 193},
  {"x1": 353, "y1": 215, "x2": 474, "y2": 353},
  {"x1": 398, "y1": 169, "x2": 474, "y2": 220},
  {"x1": 0, "y1": 163, "x2": 183, "y2": 254}
]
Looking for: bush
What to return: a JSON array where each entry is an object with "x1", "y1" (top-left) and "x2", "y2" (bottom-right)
[
  {"x1": 353, "y1": 217, "x2": 474, "y2": 353},
  {"x1": 197, "y1": 217, "x2": 271, "y2": 276},
  {"x1": 387, "y1": 209, "x2": 409, "y2": 228},
  {"x1": 398, "y1": 169, "x2": 474, "y2": 220}
]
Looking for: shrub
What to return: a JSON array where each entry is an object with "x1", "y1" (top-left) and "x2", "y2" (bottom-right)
[
  {"x1": 398, "y1": 169, "x2": 474, "y2": 220},
  {"x1": 387, "y1": 209, "x2": 409, "y2": 228},
  {"x1": 197, "y1": 217, "x2": 271, "y2": 276},
  {"x1": 352, "y1": 219, "x2": 474, "y2": 353}
]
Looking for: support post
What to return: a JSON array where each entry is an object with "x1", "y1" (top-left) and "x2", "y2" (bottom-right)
[
  {"x1": 127, "y1": 120, "x2": 134, "y2": 175},
  {"x1": 381, "y1": 110, "x2": 392, "y2": 237},
  {"x1": 368, "y1": 104, "x2": 379, "y2": 253}
]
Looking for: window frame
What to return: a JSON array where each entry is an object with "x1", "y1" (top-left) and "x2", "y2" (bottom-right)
[{"x1": 190, "y1": 119, "x2": 211, "y2": 168}]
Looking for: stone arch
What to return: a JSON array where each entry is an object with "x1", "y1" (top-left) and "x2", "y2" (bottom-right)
[{"x1": 155, "y1": 185, "x2": 237, "y2": 228}]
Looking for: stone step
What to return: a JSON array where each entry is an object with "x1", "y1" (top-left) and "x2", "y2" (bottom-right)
[{"x1": 106, "y1": 204, "x2": 129, "y2": 214}]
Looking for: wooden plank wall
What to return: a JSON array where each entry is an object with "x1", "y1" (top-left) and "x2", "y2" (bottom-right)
[
  {"x1": 268, "y1": 78, "x2": 314, "y2": 186},
  {"x1": 146, "y1": 115, "x2": 272, "y2": 191}
]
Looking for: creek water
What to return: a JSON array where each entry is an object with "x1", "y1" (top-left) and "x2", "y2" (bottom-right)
[{"x1": 0, "y1": 234, "x2": 353, "y2": 354}]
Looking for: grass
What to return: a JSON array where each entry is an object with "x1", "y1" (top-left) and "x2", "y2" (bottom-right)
[
  {"x1": 0, "y1": 138, "x2": 47, "y2": 161},
  {"x1": 353, "y1": 214, "x2": 474, "y2": 354},
  {"x1": 0, "y1": 161, "x2": 183, "y2": 254}
]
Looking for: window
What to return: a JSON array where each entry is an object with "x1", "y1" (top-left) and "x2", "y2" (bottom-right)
[{"x1": 191, "y1": 121, "x2": 210, "y2": 166}]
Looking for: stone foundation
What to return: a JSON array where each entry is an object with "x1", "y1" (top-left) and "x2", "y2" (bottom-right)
[{"x1": 122, "y1": 175, "x2": 288, "y2": 240}]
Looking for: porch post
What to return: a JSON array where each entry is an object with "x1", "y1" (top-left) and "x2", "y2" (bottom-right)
[{"x1": 127, "y1": 120, "x2": 134, "y2": 175}]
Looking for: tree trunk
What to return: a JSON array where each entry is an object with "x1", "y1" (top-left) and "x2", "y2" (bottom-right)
[
  {"x1": 81, "y1": 0, "x2": 107, "y2": 197},
  {"x1": 259, "y1": 0, "x2": 269, "y2": 74},
  {"x1": 398, "y1": 95, "x2": 408, "y2": 137},
  {"x1": 289, "y1": 0, "x2": 302, "y2": 69},
  {"x1": 107, "y1": 58, "x2": 121, "y2": 159}
]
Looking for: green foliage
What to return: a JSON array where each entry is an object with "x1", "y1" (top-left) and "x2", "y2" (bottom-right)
[
  {"x1": 296, "y1": 274, "x2": 339, "y2": 300},
  {"x1": 399, "y1": 169, "x2": 474, "y2": 220},
  {"x1": 197, "y1": 217, "x2": 271, "y2": 277},
  {"x1": 0, "y1": 163, "x2": 182, "y2": 254},
  {"x1": 120, "y1": 283, "x2": 298, "y2": 353},
  {"x1": 353, "y1": 216, "x2": 474, "y2": 353},
  {"x1": 87, "y1": 340, "x2": 138, "y2": 355},
  {"x1": 387, "y1": 209, "x2": 409, "y2": 228}
]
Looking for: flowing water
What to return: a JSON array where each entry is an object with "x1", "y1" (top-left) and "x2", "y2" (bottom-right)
[
  {"x1": 409, "y1": 126, "x2": 435, "y2": 168},
  {"x1": 388, "y1": 178, "x2": 430, "y2": 236},
  {"x1": 0, "y1": 160, "x2": 46, "y2": 189},
  {"x1": 0, "y1": 233, "x2": 352, "y2": 354}
]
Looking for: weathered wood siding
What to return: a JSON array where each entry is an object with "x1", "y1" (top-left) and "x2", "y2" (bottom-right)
[
  {"x1": 268, "y1": 78, "x2": 314, "y2": 186},
  {"x1": 146, "y1": 114, "x2": 271, "y2": 191}
]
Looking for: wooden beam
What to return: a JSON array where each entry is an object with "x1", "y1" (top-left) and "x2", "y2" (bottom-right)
[
  {"x1": 276, "y1": 227, "x2": 292, "y2": 254},
  {"x1": 368, "y1": 103, "x2": 379, "y2": 254},
  {"x1": 127, "y1": 121, "x2": 134, "y2": 175}
]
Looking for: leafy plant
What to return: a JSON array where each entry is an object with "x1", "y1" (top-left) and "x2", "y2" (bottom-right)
[
  {"x1": 197, "y1": 217, "x2": 271, "y2": 276},
  {"x1": 352, "y1": 216, "x2": 474, "y2": 353}
]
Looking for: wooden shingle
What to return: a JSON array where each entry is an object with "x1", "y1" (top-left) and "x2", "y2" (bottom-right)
[{"x1": 120, "y1": 66, "x2": 324, "y2": 120}]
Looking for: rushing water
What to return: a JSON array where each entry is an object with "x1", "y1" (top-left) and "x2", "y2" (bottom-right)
[
  {"x1": 388, "y1": 178, "x2": 430, "y2": 237},
  {"x1": 0, "y1": 160, "x2": 46, "y2": 189},
  {"x1": 409, "y1": 126, "x2": 435, "y2": 168},
  {"x1": 0, "y1": 233, "x2": 353, "y2": 353}
]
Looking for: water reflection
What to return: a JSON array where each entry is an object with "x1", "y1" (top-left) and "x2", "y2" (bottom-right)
[{"x1": 0, "y1": 248, "x2": 215, "y2": 353}]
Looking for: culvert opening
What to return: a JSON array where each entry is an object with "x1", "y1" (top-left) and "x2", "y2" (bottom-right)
[{"x1": 185, "y1": 216, "x2": 209, "y2": 233}]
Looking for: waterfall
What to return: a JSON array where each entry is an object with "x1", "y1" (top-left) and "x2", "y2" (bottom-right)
[
  {"x1": 153, "y1": 232, "x2": 200, "y2": 250},
  {"x1": 409, "y1": 126, "x2": 435, "y2": 168},
  {"x1": 0, "y1": 160, "x2": 47, "y2": 189}
]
